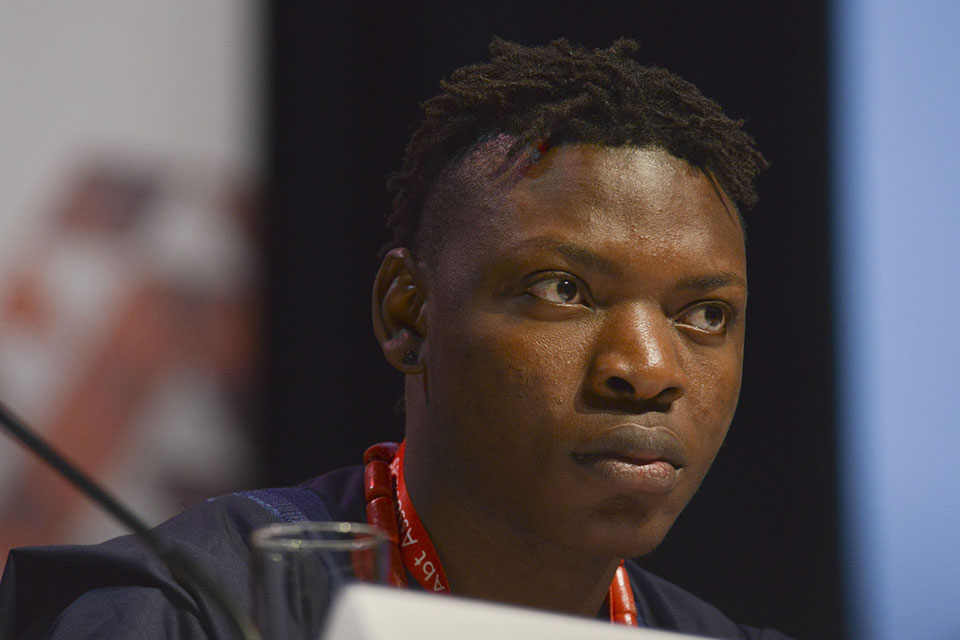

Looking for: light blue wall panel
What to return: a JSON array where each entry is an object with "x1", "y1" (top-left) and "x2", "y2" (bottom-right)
[{"x1": 832, "y1": 2, "x2": 960, "y2": 639}]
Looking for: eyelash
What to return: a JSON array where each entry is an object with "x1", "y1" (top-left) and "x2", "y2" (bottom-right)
[
  {"x1": 675, "y1": 302, "x2": 734, "y2": 335},
  {"x1": 522, "y1": 274, "x2": 736, "y2": 335},
  {"x1": 524, "y1": 274, "x2": 590, "y2": 306}
]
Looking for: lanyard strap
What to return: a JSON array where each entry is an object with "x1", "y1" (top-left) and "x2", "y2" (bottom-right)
[
  {"x1": 389, "y1": 441, "x2": 451, "y2": 593},
  {"x1": 364, "y1": 440, "x2": 638, "y2": 625}
]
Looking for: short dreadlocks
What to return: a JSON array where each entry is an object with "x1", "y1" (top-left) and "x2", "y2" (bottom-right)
[{"x1": 384, "y1": 37, "x2": 767, "y2": 261}]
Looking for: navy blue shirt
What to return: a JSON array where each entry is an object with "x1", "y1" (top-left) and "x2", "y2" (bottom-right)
[{"x1": 0, "y1": 466, "x2": 793, "y2": 639}]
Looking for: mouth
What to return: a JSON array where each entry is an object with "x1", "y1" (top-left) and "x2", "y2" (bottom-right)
[{"x1": 571, "y1": 424, "x2": 687, "y2": 494}]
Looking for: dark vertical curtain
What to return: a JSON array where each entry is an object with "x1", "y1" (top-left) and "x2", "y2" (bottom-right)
[{"x1": 266, "y1": 3, "x2": 839, "y2": 638}]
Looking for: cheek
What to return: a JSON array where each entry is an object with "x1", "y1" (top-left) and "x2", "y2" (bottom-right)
[
  {"x1": 426, "y1": 312, "x2": 587, "y2": 444},
  {"x1": 681, "y1": 344, "x2": 743, "y2": 458}
]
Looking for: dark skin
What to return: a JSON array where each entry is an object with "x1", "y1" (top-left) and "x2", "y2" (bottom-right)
[{"x1": 373, "y1": 144, "x2": 747, "y2": 618}]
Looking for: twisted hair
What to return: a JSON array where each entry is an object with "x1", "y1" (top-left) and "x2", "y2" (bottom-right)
[{"x1": 384, "y1": 37, "x2": 767, "y2": 260}]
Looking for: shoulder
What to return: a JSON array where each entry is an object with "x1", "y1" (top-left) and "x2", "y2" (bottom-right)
[
  {"x1": 0, "y1": 466, "x2": 364, "y2": 640},
  {"x1": 625, "y1": 561, "x2": 795, "y2": 640}
]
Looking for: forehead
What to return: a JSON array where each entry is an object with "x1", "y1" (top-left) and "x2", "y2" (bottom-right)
[
  {"x1": 433, "y1": 144, "x2": 745, "y2": 277},
  {"x1": 514, "y1": 145, "x2": 737, "y2": 232}
]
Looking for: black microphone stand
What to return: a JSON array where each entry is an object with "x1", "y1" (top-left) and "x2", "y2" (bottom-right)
[{"x1": 0, "y1": 400, "x2": 260, "y2": 640}]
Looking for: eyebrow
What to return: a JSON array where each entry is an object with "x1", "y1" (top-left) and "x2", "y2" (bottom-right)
[
  {"x1": 514, "y1": 238, "x2": 622, "y2": 277},
  {"x1": 675, "y1": 273, "x2": 747, "y2": 291},
  {"x1": 513, "y1": 237, "x2": 746, "y2": 290}
]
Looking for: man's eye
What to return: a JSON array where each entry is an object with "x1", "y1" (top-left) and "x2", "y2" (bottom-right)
[
  {"x1": 677, "y1": 303, "x2": 730, "y2": 334},
  {"x1": 526, "y1": 277, "x2": 586, "y2": 305}
]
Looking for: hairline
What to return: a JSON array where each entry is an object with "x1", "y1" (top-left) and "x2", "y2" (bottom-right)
[{"x1": 412, "y1": 139, "x2": 745, "y2": 267}]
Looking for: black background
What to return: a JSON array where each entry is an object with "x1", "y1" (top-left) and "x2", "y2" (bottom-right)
[{"x1": 265, "y1": 3, "x2": 840, "y2": 638}]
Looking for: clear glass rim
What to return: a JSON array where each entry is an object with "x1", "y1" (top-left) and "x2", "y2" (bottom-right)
[{"x1": 251, "y1": 521, "x2": 390, "y2": 552}]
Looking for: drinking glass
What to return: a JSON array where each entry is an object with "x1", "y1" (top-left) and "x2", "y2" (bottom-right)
[{"x1": 251, "y1": 521, "x2": 390, "y2": 640}]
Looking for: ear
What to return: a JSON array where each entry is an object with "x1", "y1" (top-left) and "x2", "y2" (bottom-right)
[{"x1": 372, "y1": 247, "x2": 428, "y2": 374}]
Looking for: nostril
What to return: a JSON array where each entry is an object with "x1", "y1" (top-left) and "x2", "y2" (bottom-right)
[{"x1": 606, "y1": 376, "x2": 634, "y2": 395}]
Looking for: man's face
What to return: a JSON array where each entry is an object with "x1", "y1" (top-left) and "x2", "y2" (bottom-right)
[{"x1": 417, "y1": 144, "x2": 747, "y2": 558}]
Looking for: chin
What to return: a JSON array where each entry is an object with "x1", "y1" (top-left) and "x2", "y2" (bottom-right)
[
  {"x1": 618, "y1": 534, "x2": 669, "y2": 559},
  {"x1": 575, "y1": 498, "x2": 682, "y2": 559},
  {"x1": 599, "y1": 527, "x2": 670, "y2": 559}
]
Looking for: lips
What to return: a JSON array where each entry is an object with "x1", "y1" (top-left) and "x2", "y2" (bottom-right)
[{"x1": 571, "y1": 424, "x2": 688, "y2": 493}]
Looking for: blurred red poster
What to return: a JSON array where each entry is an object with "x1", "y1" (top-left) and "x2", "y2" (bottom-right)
[{"x1": 0, "y1": 162, "x2": 261, "y2": 567}]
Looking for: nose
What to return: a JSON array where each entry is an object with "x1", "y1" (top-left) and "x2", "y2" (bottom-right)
[{"x1": 587, "y1": 304, "x2": 686, "y2": 407}]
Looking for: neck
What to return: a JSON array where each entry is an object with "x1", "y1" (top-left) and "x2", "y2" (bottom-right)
[{"x1": 402, "y1": 437, "x2": 621, "y2": 617}]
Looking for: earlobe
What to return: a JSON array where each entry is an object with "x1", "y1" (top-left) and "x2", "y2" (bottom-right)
[{"x1": 372, "y1": 248, "x2": 427, "y2": 374}]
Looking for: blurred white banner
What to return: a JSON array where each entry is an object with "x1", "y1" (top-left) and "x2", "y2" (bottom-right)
[{"x1": 0, "y1": 0, "x2": 264, "y2": 565}]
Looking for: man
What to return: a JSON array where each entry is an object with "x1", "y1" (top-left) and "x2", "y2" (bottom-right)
[{"x1": 0, "y1": 39, "x2": 787, "y2": 638}]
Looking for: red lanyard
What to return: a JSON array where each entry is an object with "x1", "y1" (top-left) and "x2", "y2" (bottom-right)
[
  {"x1": 389, "y1": 441, "x2": 451, "y2": 593},
  {"x1": 363, "y1": 441, "x2": 638, "y2": 625}
]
